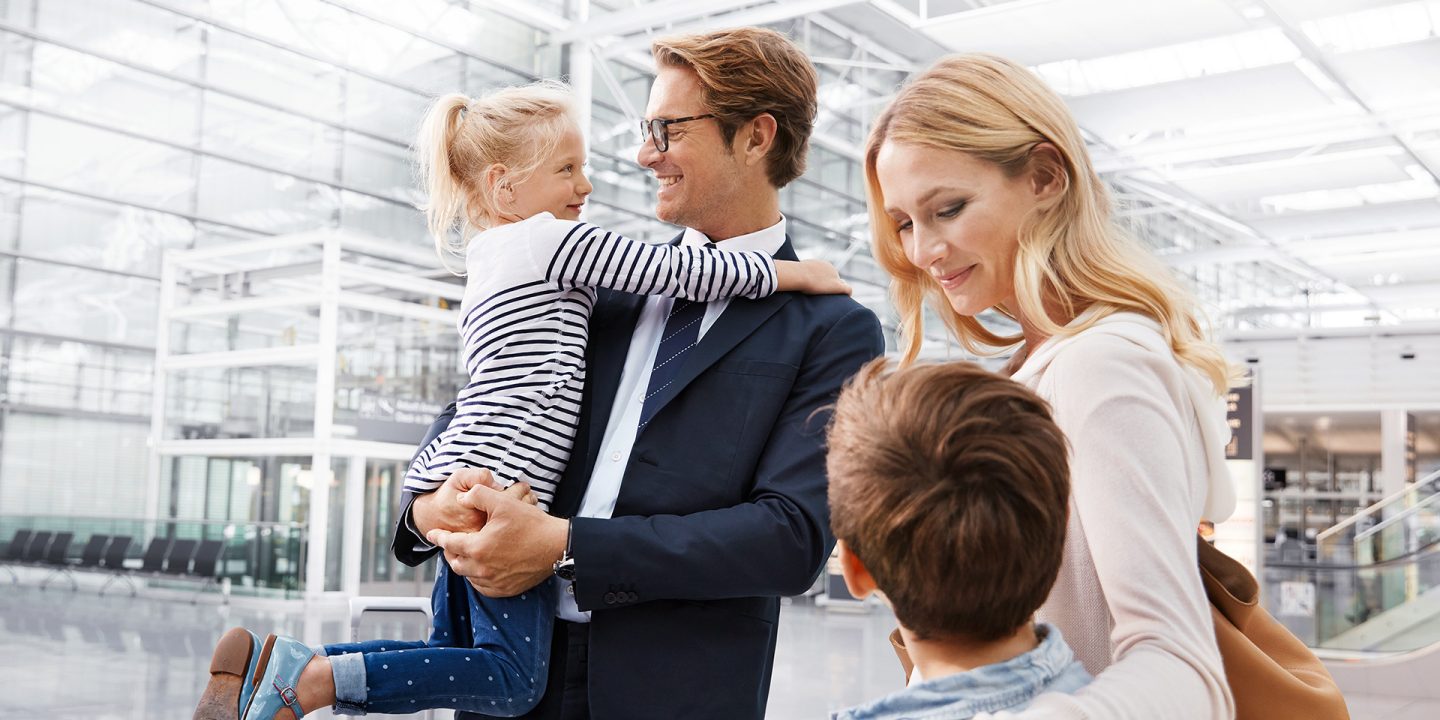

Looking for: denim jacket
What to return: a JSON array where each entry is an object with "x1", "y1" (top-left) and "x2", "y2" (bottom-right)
[{"x1": 832, "y1": 624, "x2": 1091, "y2": 720}]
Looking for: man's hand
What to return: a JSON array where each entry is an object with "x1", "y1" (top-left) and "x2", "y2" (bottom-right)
[
  {"x1": 427, "y1": 484, "x2": 568, "y2": 598},
  {"x1": 411, "y1": 468, "x2": 506, "y2": 538}
]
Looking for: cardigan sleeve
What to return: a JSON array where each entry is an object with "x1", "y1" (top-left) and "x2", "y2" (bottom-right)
[{"x1": 991, "y1": 334, "x2": 1234, "y2": 720}]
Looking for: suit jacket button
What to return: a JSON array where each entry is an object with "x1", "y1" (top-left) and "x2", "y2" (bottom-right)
[
  {"x1": 604, "y1": 592, "x2": 616, "y2": 604},
  {"x1": 627, "y1": 592, "x2": 639, "y2": 602}
]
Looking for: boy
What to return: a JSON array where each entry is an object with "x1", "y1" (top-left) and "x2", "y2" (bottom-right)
[{"x1": 825, "y1": 359, "x2": 1091, "y2": 720}]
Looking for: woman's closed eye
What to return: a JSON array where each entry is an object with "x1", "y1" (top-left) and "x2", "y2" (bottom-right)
[{"x1": 937, "y1": 201, "x2": 967, "y2": 219}]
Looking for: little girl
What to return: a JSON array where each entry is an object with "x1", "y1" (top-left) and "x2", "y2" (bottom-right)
[{"x1": 193, "y1": 82, "x2": 848, "y2": 720}]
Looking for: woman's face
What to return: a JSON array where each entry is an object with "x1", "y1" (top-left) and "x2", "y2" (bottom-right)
[{"x1": 874, "y1": 141, "x2": 1043, "y2": 317}]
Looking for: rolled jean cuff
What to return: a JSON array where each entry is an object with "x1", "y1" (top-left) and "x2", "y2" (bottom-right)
[{"x1": 328, "y1": 650, "x2": 369, "y2": 715}]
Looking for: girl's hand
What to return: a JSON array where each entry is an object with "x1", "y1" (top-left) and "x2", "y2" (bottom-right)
[
  {"x1": 507, "y1": 481, "x2": 539, "y2": 506},
  {"x1": 776, "y1": 258, "x2": 852, "y2": 295}
]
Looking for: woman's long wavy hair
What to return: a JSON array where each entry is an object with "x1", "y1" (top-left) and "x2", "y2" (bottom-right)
[{"x1": 864, "y1": 53, "x2": 1233, "y2": 394}]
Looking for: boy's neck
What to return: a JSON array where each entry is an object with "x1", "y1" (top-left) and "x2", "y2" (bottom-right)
[{"x1": 901, "y1": 623, "x2": 1039, "y2": 682}]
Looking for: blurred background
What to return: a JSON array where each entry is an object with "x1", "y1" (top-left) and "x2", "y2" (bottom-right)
[{"x1": 0, "y1": 1, "x2": 1438, "y2": 718}]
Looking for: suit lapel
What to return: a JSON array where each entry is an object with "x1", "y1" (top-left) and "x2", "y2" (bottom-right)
[{"x1": 636, "y1": 237, "x2": 799, "y2": 430}]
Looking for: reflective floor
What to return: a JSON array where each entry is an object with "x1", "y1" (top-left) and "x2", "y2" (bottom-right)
[{"x1": 0, "y1": 571, "x2": 1435, "y2": 719}]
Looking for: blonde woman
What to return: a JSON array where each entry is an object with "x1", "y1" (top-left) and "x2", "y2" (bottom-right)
[
  {"x1": 192, "y1": 81, "x2": 848, "y2": 720},
  {"x1": 865, "y1": 54, "x2": 1238, "y2": 719}
]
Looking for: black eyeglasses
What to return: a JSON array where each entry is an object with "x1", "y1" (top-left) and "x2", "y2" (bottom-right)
[{"x1": 640, "y1": 114, "x2": 716, "y2": 152}]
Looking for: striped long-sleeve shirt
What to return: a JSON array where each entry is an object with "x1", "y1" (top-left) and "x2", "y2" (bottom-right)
[{"x1": 404, "y1": 212, "x2": 779, "y2": 508}]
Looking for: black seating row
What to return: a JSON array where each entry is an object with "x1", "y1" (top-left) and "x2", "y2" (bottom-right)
[{"x1": 3, "y1": 529, "x2": 225, "y2": 600}]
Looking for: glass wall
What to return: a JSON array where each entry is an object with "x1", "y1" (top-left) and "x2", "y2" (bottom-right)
[
  {"x1": 0, "y1": 0, "x2": 935, "y2": 594},
  {"x1": 0, "y1": 0, "x2": 562, "y2": 593}
]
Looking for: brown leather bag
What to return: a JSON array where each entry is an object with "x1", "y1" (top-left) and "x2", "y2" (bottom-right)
[
  {"x1": 1199, "y1": 538, "x2": 1349, "y2": 720},
  {"x1": 885, "y1": 542, "x2": 1350, "y2": 719}
]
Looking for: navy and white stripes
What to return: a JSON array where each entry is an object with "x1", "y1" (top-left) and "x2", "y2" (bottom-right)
[{"x1": 404, "y1": 213, "x2": 778, "y2": 508}]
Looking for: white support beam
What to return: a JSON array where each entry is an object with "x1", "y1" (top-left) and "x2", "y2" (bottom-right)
[
  {"x1": 552, "y1": 0, "x2": 760, "y2": 44},
  {"x1": 306, "y1": 235, "x2": 342, "y2": 599},
  {"x1": 340, "y1": 454, "x2": 366, "y2": 596},
  {"x1": 164, "y1": 345, "x2": 320, "y2": 371},
  {"x1": 811, "y1": 131, "x2": 864, "y2": 161},
  {"x1": 600, "y1": 0, "x2": 869, "y2": 58},
  {"x1": 1158, "y1": 244, "x2": 1283, "y2": 267},
  {"x1": 168, "y1": 294, "x2": 322, "y2": 319},
  {"x1": 1221, "y1": 321, "x2": 1440, "y2": 342},
  {"x1": 337, "y1": 292, "x2": 460, "y2": 325},
  {"x1": 155, "y1": 437, "x2": 426, "y2": 460},
  {"x1": 913, "y1": 0, "x2": 1063, "y2": 28},
  {"x1": 572, "y1": 0, "x2": 594, "y2": 143},
  {"x1": 868, "y1": 0, "x2": 923, "y2": 26},
  {"x1": 806, "y1": 12, "x2": 917, "y2": 71},
  {"x1": 332, "y1": 439, "x2": 432, "y2": 462},
  {"x1": 338, "y1": 233, "x2": 449, "y2": 269},
  {"x1": 145, "y1": 257, "x2": 177, "y2": 524},
  {"x1": 465, "y1": 0, "x2": 571, "y2": 32},
  {"x1": 337, "y1": 263, "x2": 465, "y2": 302},
  {"x1": 1256, "y1": 0, "x2": 1440, "y2": 188},
  {"x1": 167, "y1": 233, "x2": 323, "y2": 267},
  {"x1": 158, "y1": 438, "x2": 320, "y2": 457},
  {"x1": 811, "y1": 56, "x2": 917, "y2": 73}
]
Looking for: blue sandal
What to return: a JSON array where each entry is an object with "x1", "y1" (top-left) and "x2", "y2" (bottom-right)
[
  {"x1": 196, "y1": 627, "x2": 263, "y2": 720},
  {"x1": 240, "y1": 634, "x2": 316, "y2": 720}
]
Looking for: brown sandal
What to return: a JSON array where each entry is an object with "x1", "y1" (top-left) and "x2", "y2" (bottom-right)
[{"x1": 194, "y1": 627, "x2": 262, "y2": 720}]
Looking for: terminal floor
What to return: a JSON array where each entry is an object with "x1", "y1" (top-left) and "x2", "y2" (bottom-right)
[{"x1": 1, "y1": 581, "x2": 1436, "y2": 719}]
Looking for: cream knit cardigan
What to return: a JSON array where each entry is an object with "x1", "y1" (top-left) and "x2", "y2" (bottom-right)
[{"x1": 985, "y1": 311, "x2": 1237, "y2": 720}]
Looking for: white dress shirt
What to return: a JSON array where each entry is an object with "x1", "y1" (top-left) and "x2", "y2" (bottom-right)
[{"x1": 557, "y1": 217, "x2": 788, "y2": 622}]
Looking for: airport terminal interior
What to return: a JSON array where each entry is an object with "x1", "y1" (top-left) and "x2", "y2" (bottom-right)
[{"x1": 2, "y1": 0, "x2": 1439, "y2": 717}]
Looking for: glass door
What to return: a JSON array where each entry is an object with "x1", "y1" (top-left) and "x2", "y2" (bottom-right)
[{"x1": 359, "y1": 459, "x2": 436, "y2": 596}]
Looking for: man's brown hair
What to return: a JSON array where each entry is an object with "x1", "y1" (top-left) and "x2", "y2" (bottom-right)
[
  {"x1": 652, "y1": 27, "x2": 818, "y2": 188},
  {"x1": 827, "y1": 359, "x2": 1071, "y2": 642}
]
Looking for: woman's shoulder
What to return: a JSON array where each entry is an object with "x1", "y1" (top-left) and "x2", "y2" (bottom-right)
[
  {"x1": 1036, "y1": 314, "x2": 1190, "y2": 399},
  {"x1": 1048, "y1": 315, "x2": 1172, "y2": 370}
]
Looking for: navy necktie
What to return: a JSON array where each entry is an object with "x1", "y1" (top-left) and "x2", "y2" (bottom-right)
[{"x1": 638, "y1": 297, "x2": 707, "y2": 431}]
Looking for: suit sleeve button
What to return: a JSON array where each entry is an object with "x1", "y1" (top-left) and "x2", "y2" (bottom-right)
[{"x1": 604, "y1": 592, "x2": 616, "y2": 604}]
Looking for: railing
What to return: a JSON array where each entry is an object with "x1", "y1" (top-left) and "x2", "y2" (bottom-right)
[
  {"x1": 1317, "y1": 468, "x2": 1440, "y2": 565},
  {"x1": 1265, "y1": 542, "x2": 1440, "y2": 653},
  {"x1": 0, "y1": 513, "x2": 308, "y2": 598}
]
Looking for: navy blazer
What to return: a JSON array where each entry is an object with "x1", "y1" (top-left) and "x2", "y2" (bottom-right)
[{"x1": 395, "y1": 236, "x2": 885, "y2": 719}]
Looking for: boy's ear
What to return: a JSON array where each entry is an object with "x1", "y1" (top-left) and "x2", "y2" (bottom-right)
[{"x1": 837, "y1": 540, "x2": 878, "y2": 600}]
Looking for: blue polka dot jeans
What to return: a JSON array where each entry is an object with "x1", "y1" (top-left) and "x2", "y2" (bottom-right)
[{"x1": 321, "y1": 560, "x2": 555, "y2": 716}]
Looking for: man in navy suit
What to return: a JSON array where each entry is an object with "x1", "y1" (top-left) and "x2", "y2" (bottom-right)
[{"x1": 395, "y1": 27, "x2": 884, "y2": 720}]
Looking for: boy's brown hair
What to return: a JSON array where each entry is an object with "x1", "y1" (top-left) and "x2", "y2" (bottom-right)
[
  {"x1": 827, "y1": 359, "x2": 1071, "y2": 642},
  {"x1": 651, "y1": 27, "x2": 817, "y2": 188}
]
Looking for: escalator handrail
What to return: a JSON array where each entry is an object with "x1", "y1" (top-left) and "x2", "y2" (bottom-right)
[
  {"x1": 1354, "y1": 488, "x2": 1440, "y2": 544},
  {"x1": 1315, "y1": 467, "x2": 1440, "y2": 547},
  {"x1": 1267, "y1": 538, "x2": 1440, "y2": 572}
]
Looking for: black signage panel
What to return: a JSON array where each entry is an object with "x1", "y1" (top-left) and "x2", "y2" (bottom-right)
[{"x1": 1225, "y1": 385, "x2": 1253, "y2": 460}]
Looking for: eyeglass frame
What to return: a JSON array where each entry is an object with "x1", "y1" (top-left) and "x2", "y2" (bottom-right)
[{"x1": 640, "y1": 114, "x2": 717, "y2": 153}]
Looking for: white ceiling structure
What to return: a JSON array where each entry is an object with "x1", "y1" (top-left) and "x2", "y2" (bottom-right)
[{"x1": 473, "y1": 0, "x2": 1440, "y2": 404}]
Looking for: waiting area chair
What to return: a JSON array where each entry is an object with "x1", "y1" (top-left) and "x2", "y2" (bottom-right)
[
  {"x1": 2, "y1": 527, "x2": 227, "y2": 603},
  {"x1": 101, "y1": 535, "x2": 227, "y2": 603}
]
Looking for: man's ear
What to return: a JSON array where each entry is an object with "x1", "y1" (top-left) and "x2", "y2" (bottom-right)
[
  {"x1": 1027, "y1": 142, "x2": 1067, "y2": 204},
  {"x1": 837, "y1": 540, "x2": 878, "y2": 600},
  {"x1": 739, "y1": 112, "x2": 778, "y2": 170}
]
